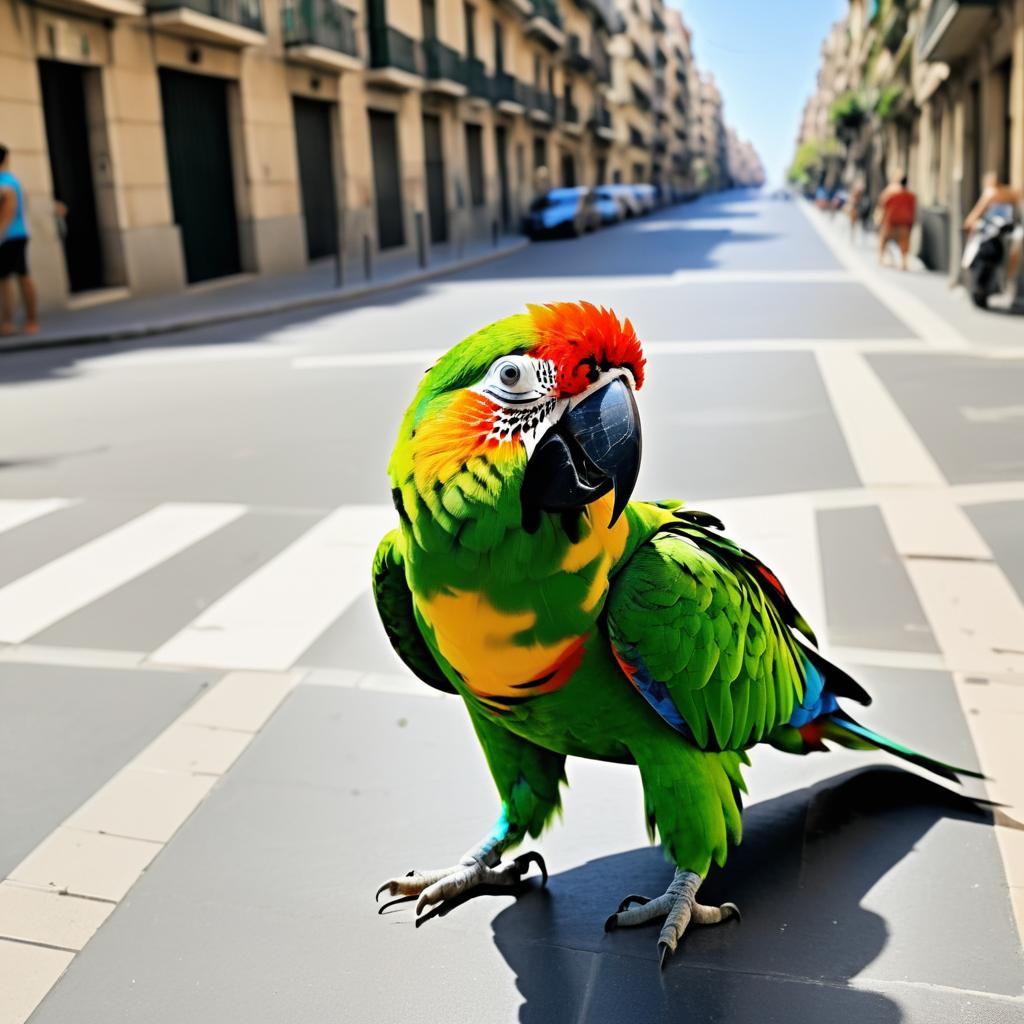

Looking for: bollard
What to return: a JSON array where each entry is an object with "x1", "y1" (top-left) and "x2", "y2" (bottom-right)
[
  {"x1": 363, "y1": 234, "x2": 373, "y2": 281},
  {"x1": 415, "y1": 211, "x2": 427, "y2": 269}
]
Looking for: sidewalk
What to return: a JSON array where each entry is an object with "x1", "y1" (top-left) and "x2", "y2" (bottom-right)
[
  {"x1": 1, "y1": 235, "x2": 528, "y2": 354},
  {"x1": 808, "y1": 204, "x2": 1024, "y2": 348}
]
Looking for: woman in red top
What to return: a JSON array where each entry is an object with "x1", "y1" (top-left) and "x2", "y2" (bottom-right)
[{"x1": 876, "y1": 173, "x2": 917, "y2": 271}]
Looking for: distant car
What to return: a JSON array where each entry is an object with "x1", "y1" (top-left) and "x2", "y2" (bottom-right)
[
  {"x1": 524, "y1": 187, "x2": 599, "y2": 239},
  {"x1": 603, "y1": 184, "x2": 643, "y2": 218},
  {"x1": 632, "y1": 183, "x2": 657, "y2": 213},
  {"x1": 593, "y1": 186, "x2": 627, "y2": 225}
]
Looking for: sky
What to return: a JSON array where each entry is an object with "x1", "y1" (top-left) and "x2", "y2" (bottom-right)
[{"x1": 673, "y1": 0, "x2": 848, "y2": 186}]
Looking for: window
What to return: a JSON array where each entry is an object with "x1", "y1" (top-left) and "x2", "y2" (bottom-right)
[
  {"x1": 494, "y1": 20, "x2": 504, "y2": 74},
  {"x1": 547, "y1": 65, "x2": 555, "y2": 98},
  {"x1": 464, "y1": 2, "x2": 476, "y2": 58},
  {"x1": 534, "y1": 55, "x2": 541, "y2": 88},
  {"x1": 465, "y1": 123, "x2": 485, "y2": 206},
  {"x1": 533, "y1": 135, "x2": 546, "y2": 171}
]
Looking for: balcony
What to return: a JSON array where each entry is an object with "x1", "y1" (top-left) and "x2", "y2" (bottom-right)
[
  {"x1": 282, "y1": 0, "x2": 360, "y2": 72},
  {"x1": 631, "y1": 81, "x2": 651, "y2": 111},
  {"x1": 367, "y1": 20, "x2": 424, "y2": 88},
  {"x1": 565, "y1": 34, "x2": 593, "y2": 73},
  {"x1": 527, "y1": 0, "x2": 565, "y2": 49},
  {"x1": 148, "y1": 0, "x2": 266, "y2": 46},
  {"x1": 918, "y1": 0, "x2": 995, "y2": 63},
  {"x1": 629, "y1": 126, "x2": 647, "y2": 149},
  {"x1": 46, "y1": 0, "x2": 143, "y2": 19},
  {"x1": 560, "y1": 97, "x2": 581, "y2": 132},
  {"x1": 526, "y1": 84, "x2": 556, "y2": 123},
  {"x1": 423, "y1": 39, "x2": 467, "y2": 96},
  {"x1": 882, "y1": 5, "x2": 908, "y2": 51},
  {"x1": 464, "y1": 57, "x2": 492, "y2": 102},
  {"x1": 492, "y1": 71, "x2": 525, "y2": 112},
  {"x1": 589, "y1": 104, "x2": 615, "y2": 141},
  {"x1": 631, "y1": 41, "x2": 650, "y2": 68}
]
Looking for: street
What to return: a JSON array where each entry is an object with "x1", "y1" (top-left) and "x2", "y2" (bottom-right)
[{"x1": 1, "y1": 191, "x2": 1023, "y2": 1023}]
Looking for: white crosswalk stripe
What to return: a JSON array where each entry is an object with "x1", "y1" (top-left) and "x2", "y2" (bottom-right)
[
  {"x1": 0, "y1": 497, "x2": 74, "y2": 535},
  {"x1": 149, "y1": 505, "x2": 390, "y2": 672},
  {"x1": 0, "y1": 503, "x2": 245, "y2": 644}
]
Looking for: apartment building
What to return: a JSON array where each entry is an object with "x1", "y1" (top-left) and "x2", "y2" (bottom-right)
[
  {"x1": 795, "y1": 0, "x2": 1024, "y2": 273},
  {"x1": 1, "y1": 0, "x2": 733, "y2": 311}
]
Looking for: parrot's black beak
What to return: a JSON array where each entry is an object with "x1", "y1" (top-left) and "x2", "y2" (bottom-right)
[{"x1": 521, "y1": 376, "x2": 641, "y2": 533}]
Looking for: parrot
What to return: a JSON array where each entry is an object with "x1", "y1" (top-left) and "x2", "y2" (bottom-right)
[{"x1": 372, "y1": 301, "x2": 981, "y2": 966}]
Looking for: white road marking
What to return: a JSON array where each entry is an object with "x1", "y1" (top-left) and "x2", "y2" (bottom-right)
[
  {"x1": 293, "y1": 350, "x2": 441, "y2": 370},
  {"x1": 826, "y1": 646, "x2": 948, "y2": 672},
  {"x1": 819, "y1": 344, "x2": 1024, "y2": 942},
  {"x1": 0, "y1": 498, "x2": 74, "y2": 535},
  {"x1": 150, "y1": 505, "x2": 391, "y2": 671},
  {"x1": 815, "y1": 349, "x2": 946, "y2": 487},
  {"x1": 1, "y1": 669, "x2": 301, "y2": 1022},
  {"x1": 960, "y1": 404, "x2": 1024, "y2": 423},
  {"x1": 798, "y1": 202, "x2": 970, "y2": 351},
  {"x1": 0, "y1": 503, "x2": 245, "y2": 644},
  {"x1": 78, "y1": 342, "x2": 306, "y2": 370}
]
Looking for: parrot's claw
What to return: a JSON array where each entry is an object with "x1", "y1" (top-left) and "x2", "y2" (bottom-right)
[
  {"x1": 603, "y1": 869, "x2": 739, "y2": 968},
  {"x1": 374, "y1": 851, "x2": 547, "y2": 915}
]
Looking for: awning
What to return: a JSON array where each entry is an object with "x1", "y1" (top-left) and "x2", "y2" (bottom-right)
[{"x1": 918, "y1": 0, "x2": 996, "y2": 64}]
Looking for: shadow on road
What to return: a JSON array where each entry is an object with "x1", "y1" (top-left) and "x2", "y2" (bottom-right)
[{"x1": 487, "y1": 767, "x2": 994, "y2": 1022}]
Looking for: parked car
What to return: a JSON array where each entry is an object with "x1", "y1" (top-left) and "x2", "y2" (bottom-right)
[
  {"x1": 603, "y1": 183, "x2": 643, "y2": 218},
  {"x1": 524, "y1": 187, "x2": 600, "y2": 239},
  {"x1": 632, "y1": 183, "x2": 657, "y2": 213},
  {"x1": 593, "y1": 186, "x2": 627, "y2": 224}
]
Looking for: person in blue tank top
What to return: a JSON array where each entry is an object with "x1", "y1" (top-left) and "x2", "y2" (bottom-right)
[{"x1": 0, "y1": 144, "x2": 40, "y2": 336}]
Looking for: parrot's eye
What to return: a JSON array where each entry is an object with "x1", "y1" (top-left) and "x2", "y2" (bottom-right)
[{"x1": 498, "y1": 363, "x2": 521, "y2": 387}]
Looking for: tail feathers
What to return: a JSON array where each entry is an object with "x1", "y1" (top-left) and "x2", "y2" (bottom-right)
[{"x1": 812, "y1": 711, "x2": 986, "y2": 784}]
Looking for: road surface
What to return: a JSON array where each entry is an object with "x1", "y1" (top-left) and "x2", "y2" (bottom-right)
[{"x1": 1, "y1": 191, "x2": 1023, "y2": 1023}]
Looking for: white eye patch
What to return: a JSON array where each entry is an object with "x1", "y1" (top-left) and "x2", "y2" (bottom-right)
[{"x1": 479, "y1": 355, "x2": 552, "y2": 405}]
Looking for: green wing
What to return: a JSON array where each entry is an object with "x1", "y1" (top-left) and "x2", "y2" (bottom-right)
[
  {"x1": 606, "y1": 514, "x2": 861, "y2": 751},
  {"x1": 372, "y1": 529, "x2": 456, "y2": 695}
]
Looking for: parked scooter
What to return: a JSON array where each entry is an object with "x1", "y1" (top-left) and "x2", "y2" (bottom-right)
[{"x1": 961, "y1": 206, "x2": 1021, "y2": 308}]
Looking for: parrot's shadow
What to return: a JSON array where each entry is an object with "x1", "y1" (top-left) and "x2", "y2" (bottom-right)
[{"x1": 488, "y1": 766, "x2": 999, "y2": 1023}]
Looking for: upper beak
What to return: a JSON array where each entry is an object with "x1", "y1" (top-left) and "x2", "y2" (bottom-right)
[{"x1": 520, "y1": 377, "x2": 642, "y2": 532}]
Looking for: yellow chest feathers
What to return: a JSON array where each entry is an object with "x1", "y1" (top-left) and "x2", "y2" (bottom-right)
[{"x1": 416, "y1": 494, "x2": 628, "y2": 701}]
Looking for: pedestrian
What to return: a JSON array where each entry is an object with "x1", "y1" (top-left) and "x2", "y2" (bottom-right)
[
  {"x1": 0, "y1": 144, "x2": 39, "y2": 336},
  {"x1": 875, "y1": 171, "x2": 916, "y2": 272},
  {"x1": 964, "y1": 170, "x2": 1023, "y2": 288},
  {"x1": 847, "y1": 180, "x2": 866, "y2": 242}
]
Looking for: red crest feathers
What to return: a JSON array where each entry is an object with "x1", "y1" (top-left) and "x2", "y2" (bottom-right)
[{"x1": 528, "y1": 302, "x2": 646, "y2": 396}]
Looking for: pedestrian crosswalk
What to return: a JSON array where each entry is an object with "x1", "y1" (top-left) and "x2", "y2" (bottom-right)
[{"x1": 0, "y1": 497, "x2": 393, "y2": 672}]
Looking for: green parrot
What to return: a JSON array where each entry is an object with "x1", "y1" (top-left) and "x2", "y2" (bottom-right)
[{"x1": 372, "y1": 301, "x2": 980, "y2": 966}]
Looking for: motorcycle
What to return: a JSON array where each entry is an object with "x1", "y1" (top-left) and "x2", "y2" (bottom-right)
[{"x1": 961, "y1": 206, "x2": 1021, "y2": 309}]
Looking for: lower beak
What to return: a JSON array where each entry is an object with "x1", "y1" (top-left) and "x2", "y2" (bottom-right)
[{"x1": 520, "y1": 377, "x2": 642, "y2": 532}]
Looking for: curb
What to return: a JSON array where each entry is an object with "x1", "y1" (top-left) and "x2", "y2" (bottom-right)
[{"x1": 0, "y1": 238, "x2": 530, "y2": 356}]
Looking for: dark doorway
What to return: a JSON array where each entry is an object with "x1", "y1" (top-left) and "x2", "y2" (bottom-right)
[
  {"x1": 495, "y1": 124, "x2": 511, "y2": 231},
  {"x1": 369, "y1": 109, "x2": 405, "y2": 249},
  {"x1": 38, "y1": 60, "x2": 103, "y2": 293},
  {"x1": 159, "y1": 68, "x2": 241, "y2": 283},
  {"x1": 293, "y1": 97, "x2": 339, "y2": 261},
  {"x1": 422, "y1": 113, "x2": 448, "y2": 244},
  {"x1": 560, "y1": 151, "x2": 576, "y2": 186}
]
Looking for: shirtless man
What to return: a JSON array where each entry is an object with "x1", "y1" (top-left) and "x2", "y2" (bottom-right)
[{"x1": 964, "y1": 171, "x2": 1023, "y2": 285}]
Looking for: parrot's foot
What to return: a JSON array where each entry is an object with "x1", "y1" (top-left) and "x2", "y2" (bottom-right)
[
  {"x1": 375, "y1": 850, "x2": 547, "y2": 916},
  {"x1": 603, "y1": 868, "x2": 740, "y2": 969}
]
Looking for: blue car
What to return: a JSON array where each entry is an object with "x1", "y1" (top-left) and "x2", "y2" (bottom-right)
[
  {"x1": 594, "y1": 186, "x2": 627, "y2": 224},
  {"x1": 524, "y1": 187, "x2": 599, "y2": 239}
]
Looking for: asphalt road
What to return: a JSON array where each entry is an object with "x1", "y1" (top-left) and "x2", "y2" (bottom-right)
[{"x1": 1, "y1": 192, "x2": 1023, "y2": 1024}]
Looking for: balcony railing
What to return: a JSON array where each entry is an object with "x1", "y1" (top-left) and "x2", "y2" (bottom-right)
[
  {"x1": 281, "y1": 0, "x2": 357, "y2": 57},
  {"x1": 368, "y1": 22, "x2": 423, "y2": 75},
  {"x1": 526, "y1": 84, "x2": 556, "y2": 119},
  {"x1": 629, "y1": 126, "x2": 646, "y2": 148},
  {"x1": 561, "y1": 98, "x2": 580, "y2": 124},
  {"x1": 465, "y1": 56, "x2": 492, "y2": 99},
  {"x1": 148, "y1": 0, "x2": 264, "y2": 30},
  {"x1": 530, "y1": 0, "x2": 562, "y2": 28},
  {"x1": 631, "y1": 81, "x2": 651, "y2": 110},
  {"x1": 423, "y1": 38, "x2": 464, "y2": 81},
  {"x1": 631, "y1": 41, "x2": 650, "y2": 68},
  {"x1": 565, "y1": 33, "x2": 593, "y2": 72},
  {"x1": 492, "y1": 70, "x2": 525, "y2": 106},
  {"x1": 589, "y1": 104, "x2": 612, "y2": 133}
]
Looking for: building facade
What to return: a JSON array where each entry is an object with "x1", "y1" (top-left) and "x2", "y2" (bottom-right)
[
  {"x1": 794, "y1": 0, "x2": 1024, "y2": 273},
  {"x1": 2, "y1": 0, "x2": 750, "y2": 311}
]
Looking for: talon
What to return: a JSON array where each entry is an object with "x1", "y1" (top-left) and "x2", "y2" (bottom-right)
[
  {"x1": 374, "y1": 882, "x2": 392, "y2": 903},
  {"x1": 722, "y1": 901, "x2": 741, "y2": 923},
  {"x1": 658, "y1": 940, "x2": 673, "y2": 970},
  {"x1": 618, "y1": 894, "x2": 650, "y2": 913},
  {"x1": 604, "y1": 913, "x2": 619, "y2": 933},
  {"x1": 513, "y1": 851, "x2": 548, "y2": 886}
]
